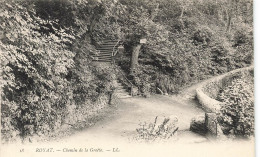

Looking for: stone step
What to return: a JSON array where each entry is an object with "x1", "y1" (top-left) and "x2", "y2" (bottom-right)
[
  {"x1": 92, "y1": 59, "x2": 111, "y2": 62},
  {"x1": 92, "y1": 39, "x2": 120, "y2": 63},
  {"x1": 93, "y1": 57, "x2": 112, "y2": 60},
  {"x1": 117, "y1": 95, "x2": 131, "y2": 99},
  {"x1": 97, "y1": 47, "x2": 115, "y2": 50},
  {"x1": 91, "y1": 56, "x2": 111, "y2": 60},
  {"x1": 95, "y1": 52, "x2": 112, "y2": 56},
  {"x1": 102, "y1": 40, "x2": 118, "y2": 43},
  {"x1": 94, "y1": 56, "x2": 111, "y2": 59},
  {"x1": 116, "y1": 85, "x2": 126, "y2": 89},
  {"x1": 94, "y1": 52, "x2": 111, "y2": 55},
  {"x1": 92, "y1": 59, "x2": 111, "y2": 61},
  {"x1": 115, "y1": 93, "x2": 131, "y2": 99},
  {"x1": 114, "y1": 80, "x2": 132, "y2": 99},
  {"x1": 99, "y1": 44, "x2": 117, "y2": 47},
  {"x1": 98, "y1": 44, "x2": 117, "y2": 47},
  {"x1": 96, "y1": 49, "x2": 113, "y2": 52},
  {"x1": 115, "y1": 91, "x2": 129, "y2": 95},
  {"x1": 116, "y1": 86, "x2": 125, "y2": 90},
  {"x1": 116, "y1": 88, "x2": 127, "y2": 93},
  {"x1": 116, "y1": 83, "x2": 125, "y2": 88},
  {"x1": 95, "y1": 58, "x2": 111, "y2": 61},
  {"x1": 98, "y1": 47, "x2": 116, "y2": 50},
  {"x1": 101, "y1": 41, "x2": 118, "y2": 44},
  {"x1": 95, "y1": 56, "x2": 112, "y2": 59},
  {"x1": 96, "y1": 49, "x2": 112, "y2": 52}
]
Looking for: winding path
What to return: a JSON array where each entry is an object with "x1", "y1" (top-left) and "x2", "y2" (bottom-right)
[
  {"x1": 55, "y1": 66, "x2": 254, "y2": 146},
  {"x1": 1, "y1": 73, "x2": 254, "y2": 157},
  {"x1": 58, "y1": 84, "x2": 210, "y2": 144}
]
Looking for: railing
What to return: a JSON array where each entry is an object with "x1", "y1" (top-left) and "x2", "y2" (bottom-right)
[
  {"x1": 111, "y1": 62, "x2": 135, "y2": 96},
  {"x1": 111, "y1": 40, "x2": 120, "y2": 64},
  {"x1": 110, "y1": 39, "x2": 137, "y2": 97},
  {"x1": 118, "y1": 68, "x2": 134, "y2": 96},
  {"x1": 112, "y1": 40, "x2": 120, "y2": 57}
]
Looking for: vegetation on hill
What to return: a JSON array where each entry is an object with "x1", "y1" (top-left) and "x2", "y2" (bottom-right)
[
  {"x1": 217, "y1": 73, "x2": 254, "y2": 137},
  {"x1": 0, "y1": 0, "x2": 116, "y2": 143},
  {"x1": 0, "y1": 0, "x2": 253, "y2": 142}
]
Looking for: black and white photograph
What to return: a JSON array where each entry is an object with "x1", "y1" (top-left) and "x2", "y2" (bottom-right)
[{"x1": 0, "y1": 0, "x2": 256, "y2": 156}]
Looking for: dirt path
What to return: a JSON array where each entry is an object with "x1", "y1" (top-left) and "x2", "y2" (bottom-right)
[
  {"x1": 55, "y1": 67, "x2": 254, "y2": 145},
  {"x1": 58, "y1": 94, "x2": 208, "y2": 144},
  {"x1": 2, "y1": 68, "x2": 254, "y2": 157}
]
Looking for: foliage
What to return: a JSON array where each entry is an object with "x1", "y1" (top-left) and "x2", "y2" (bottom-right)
[
  {"x1": 155, "y1": 74, "x2": 178, "y2": 94},
  {"x1": 134, "y1": 116, "x2": 178, "y2": 142},
  {"x1": 0, "y1": 0, "x2": 75, "y2": 142},
  {"x1": 64, "y1": 0, "x2": 253, "y2": 96},
  {"x1": 0, "y1": 0, "x2": 115, "y2": 143},
  {"x1": 124, "y1": 0, "x2": 252, "y2": 94},
  {"x1": 131, "y1": 65, "x2": 156, "y2": 96},
  {"x1": 192, "y1": 26, "x2": 213, "y2": 45},
  {"x1": 217, "y1": 75, "x2": 254, "y2": 137},
  {"x1": 231, "y1": 25, "x2": 254, "y2": 68}
]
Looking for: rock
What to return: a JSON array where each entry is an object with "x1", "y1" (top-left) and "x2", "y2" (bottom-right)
[{"x1": 190, "y1": 114, "x2": 207, "y2": 135}]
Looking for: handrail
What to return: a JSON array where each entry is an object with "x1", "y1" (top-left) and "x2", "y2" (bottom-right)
[
  {"x1": 112, "y1": 40, "x2": 120, "y2": 57},
  {"x1": 111, "y1": 63, "x2": 133, "y2": 86},
  {"x1": 112, "y1": 63, "x2": 135, "y2": 96},
  {"x1": 118, "y1": 69, "x2": 134, "y2": 96},
  {"x1": 110, "y1": 40, "x2": 139, "y2": 96},
  {"x1": 118, "y1": 67, "x2": 134, "y2": 87}
]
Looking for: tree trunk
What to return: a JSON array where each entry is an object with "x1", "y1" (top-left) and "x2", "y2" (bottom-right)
[
  {"x1": 226, "y1": 13, "x2": 232, "y2": 32},
  {"x1": 130, "y1": 44, "x2": 142, "y2": 74},
  {"x1": 151, "y1": 3, "x2": 159, "y2": 21},
  {"x1": 179, "y1": 6, "x2": 185, "y2": 30},
  {"x1": 226, "y1": 0, "x2": 236, "y2": 32}
]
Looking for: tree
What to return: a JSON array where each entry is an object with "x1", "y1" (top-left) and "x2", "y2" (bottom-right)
[{"x1": 130, "y1": 44, "x2": 142, "y2": 73}]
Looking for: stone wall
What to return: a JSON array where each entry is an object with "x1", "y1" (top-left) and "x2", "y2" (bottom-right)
[
  {"x1": 196, "y1": 65, "x2": 254, "y2": 113},
  {"x1": 191, "y1": 66, "x2": 253, "y2": 138}
]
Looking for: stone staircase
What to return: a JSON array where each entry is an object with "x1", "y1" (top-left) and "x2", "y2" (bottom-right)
[
  {"x1": 92, "y1": 40, "x2": 119, "y2": 62},
  {"x1": 114, "y1": 80, "x2": 132, "y2": 99},
  {"x1": 91, "y1": 39, "x2": 133, "y2": 99}
]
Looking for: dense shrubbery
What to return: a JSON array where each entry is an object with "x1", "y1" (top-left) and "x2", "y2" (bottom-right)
[
  {"x1": 62, "y1": 0, "x2": 253, "y2": 96},
  {"x1": 217, "y1": 74, "x2": 254, "y2": 137},
  {"x1": 94, "y1": 0, "x2": 253, "y2": 95},
  {"x1": 1, "y1": 1, "x2": 75, "y2": 142},
  {"x1": 0, "y1": 0, "x2": 115, "y2": 143}
]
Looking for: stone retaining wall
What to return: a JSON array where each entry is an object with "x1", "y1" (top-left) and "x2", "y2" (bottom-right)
[{"x1": 196, "y1": 65, "x2": 254, "y2": 113}]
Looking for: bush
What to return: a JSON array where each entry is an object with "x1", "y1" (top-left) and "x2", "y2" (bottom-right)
[
  {"x1": 155, "y1": 74, "x2": 177, "y2": 94},
  {"x1": 233, "y1": 27, "x2": 250, "y2": 47},
  {"x1": 193, "y1": 26, "x2": 213, "y2": 45},
  {"x1": 0, "y1": 1, "x2": 75, "y2": 142},
  {"x1": 134, "y1": 116, "x2": 178, "y2": 142},
  {"x1": 217, "y1": 76, "x2": 254, "y2": 137},
  {"x1": 131, "y1": 64, "x2": 156, "y2": 95},
  {"x1": 0, "y1": 1, "x2": 115, "y2": 143}
]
